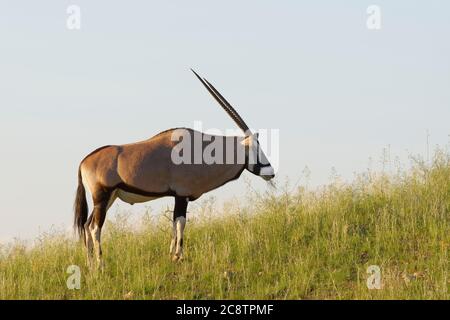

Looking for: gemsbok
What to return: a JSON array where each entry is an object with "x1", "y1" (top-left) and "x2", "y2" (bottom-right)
[{"x1": 74, "y1": 69, "x2": 275, "y2": 268}]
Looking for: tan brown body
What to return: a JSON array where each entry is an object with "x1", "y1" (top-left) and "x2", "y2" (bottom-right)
[{"x1": 81, "y1": 128, "x2": 246, "y2": 203}]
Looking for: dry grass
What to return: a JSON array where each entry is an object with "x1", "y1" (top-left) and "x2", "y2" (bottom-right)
[{"x1": 0, "y1": 151, "x2": 449, "y2": 299}]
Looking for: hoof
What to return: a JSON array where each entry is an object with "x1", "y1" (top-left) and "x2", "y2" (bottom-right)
[{"x1": 172, "y1": 255, "x2": 183, "y2": 262}]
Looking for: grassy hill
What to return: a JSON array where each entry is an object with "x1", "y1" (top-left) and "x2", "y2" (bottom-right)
[{"x1": 0, "y1": 151, "x2": 449, "y2": 299}]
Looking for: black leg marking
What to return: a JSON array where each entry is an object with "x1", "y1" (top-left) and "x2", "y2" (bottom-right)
[
  {"x1": 173, "y1": 196, "x2": 188, "y2": 220},
  {"x1": 172, "y1": 196, "x2": 188, "y2": 261}
]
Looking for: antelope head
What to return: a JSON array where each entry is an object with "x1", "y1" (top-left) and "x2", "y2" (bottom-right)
[{"x1": 191, "y1": 69, "x2": 275, "y2": 181}]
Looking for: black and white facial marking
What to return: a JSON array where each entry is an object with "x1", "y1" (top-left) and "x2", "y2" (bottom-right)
[{"x1": 244, "y1": 133, "x2": 275, "y2": 181}]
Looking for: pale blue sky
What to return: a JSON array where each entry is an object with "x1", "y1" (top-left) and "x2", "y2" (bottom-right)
[{"x1": 1, "y1": 1, "x2": 449, "y2": 241}]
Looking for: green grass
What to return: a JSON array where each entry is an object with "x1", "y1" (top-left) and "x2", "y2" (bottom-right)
[{"x1": 0, "y1": 151, "x2": 449, "y2": 299}]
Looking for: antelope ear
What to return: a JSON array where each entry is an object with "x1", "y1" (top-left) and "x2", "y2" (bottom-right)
[{"x1": 240, "y1": 133, "x2": 258, "y2": 146}]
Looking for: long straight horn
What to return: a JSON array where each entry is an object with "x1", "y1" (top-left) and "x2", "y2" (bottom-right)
[{"x1": 191, "y1": 69, "x2": 252, "y2": 135}]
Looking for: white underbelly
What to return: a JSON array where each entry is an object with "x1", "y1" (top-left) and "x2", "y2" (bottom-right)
[{"x1": 117, "y1": 189, "x2": 158, "y2": 204}]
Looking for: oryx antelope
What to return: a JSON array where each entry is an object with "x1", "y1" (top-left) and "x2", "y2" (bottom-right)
[{"x1": 74, "y1": 69, "x2": 275, "y2": 267}]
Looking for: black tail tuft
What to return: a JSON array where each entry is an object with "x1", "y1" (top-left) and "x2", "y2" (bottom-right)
[{"x1": 74, "y1": 168, "x2": 88, "y2": 242}]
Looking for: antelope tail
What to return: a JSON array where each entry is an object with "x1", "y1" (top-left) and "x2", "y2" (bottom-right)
[{"x1": 74, "y1": 167, "x2": 88, "y2": 242}]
